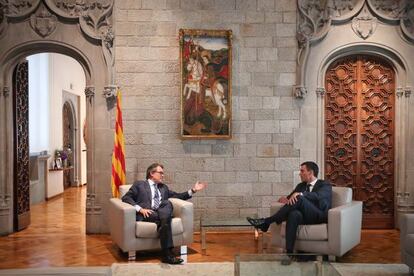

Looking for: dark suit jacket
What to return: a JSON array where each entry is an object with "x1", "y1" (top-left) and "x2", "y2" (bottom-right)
[
  {"x1": 122, "y1": 180, "x2": 192, "y2": 219},
  {"x1": 287, "y1": 180, "x2": 332, "y2": 214}
]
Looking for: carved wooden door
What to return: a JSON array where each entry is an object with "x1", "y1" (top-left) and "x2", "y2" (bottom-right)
[
  {"x1": 13, "y1": 60, "x2": 30, "y2": 231},
  {"x1": 62, "y1": 102, "x2": 72, "y2": 189},
  {"x1": 325, "y1": 56, "x2": 395, "y2": 229}
]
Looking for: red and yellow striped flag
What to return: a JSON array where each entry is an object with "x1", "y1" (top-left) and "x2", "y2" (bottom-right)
[{"x1": 111, "y1": 89, "x2": 126, "y2": 198}]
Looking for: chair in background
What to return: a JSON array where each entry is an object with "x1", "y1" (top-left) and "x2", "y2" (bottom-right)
[
  {"x1": 108, "y1": 185, "x2": 194, "y2": 260},
  {"x1": 268, "y1": 186, "x2": 363, "y2": 260},
  {"x1": 400, "y1": 213, "x2": 414, "y2": 274}
]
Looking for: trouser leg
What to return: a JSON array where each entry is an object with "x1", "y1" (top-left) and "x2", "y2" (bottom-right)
[
  {"x1": 265, "y1": 196, "x2": 324, "y2": 225},
  {"x1": 285, "y1": 210, "x2": 303, "y2": 253},
  {"x1": 157, "y1": 200, "x2": 174, "y2": 253},
  {"x1": 143, "y1": 200, "x2": 174, "y2": 254}
]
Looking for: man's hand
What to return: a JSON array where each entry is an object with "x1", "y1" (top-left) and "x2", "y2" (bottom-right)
[
  {"x1": 287, "y1": 192, "x2": 301, "y2": 205},
  {"x1": 139, "y1": 208, "x2": 154, "y2": 218},
  {"x1": 193, "y1": 181, "x2": 208, "y2": 192},
  {"x1": 277, "y1": 196, "x2": 289, "y2": 204}
]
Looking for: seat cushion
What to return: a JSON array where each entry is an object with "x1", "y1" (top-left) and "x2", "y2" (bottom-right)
[
  {"x1": 404, "y1": 234, "x2": 414, "y2": 255},
  {"x1": 136, "y1": 218, "x2": 184, "y2": 238},
  {"x1": 280, "y1": 222, "x2": 328, "y2": 241}
]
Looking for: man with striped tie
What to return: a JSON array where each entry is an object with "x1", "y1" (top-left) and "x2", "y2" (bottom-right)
[{"x1": 122, "y1": 163, "x2": 207, "y2": 264}]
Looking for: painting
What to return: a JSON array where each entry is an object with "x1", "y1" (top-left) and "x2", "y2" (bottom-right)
[{"x1": 179, "y1": 29, "x2": 232, "y2": 139}]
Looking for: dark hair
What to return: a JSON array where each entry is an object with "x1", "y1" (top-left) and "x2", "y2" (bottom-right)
[
  {"x1": 146, "y1": 163, "x2": 164, "y2": 179},
  {"x1": 300, "y1": 161, "x2": 319, "y2": 177}
]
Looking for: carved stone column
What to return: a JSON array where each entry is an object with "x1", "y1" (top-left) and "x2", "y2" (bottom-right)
[
  {"x1": 84, "y1": 86, "x2": 101, "y2": 233},
  {"x1": 0, "y1": 86, "x2": 11, "y2": 235},
  {"x1": 316, "y1": 87, "x2": 326, "y2": 171}
]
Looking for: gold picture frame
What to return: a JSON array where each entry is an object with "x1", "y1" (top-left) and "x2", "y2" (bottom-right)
[{"x1": 179, "y1": 29, "x2": 232, "y2": 139}]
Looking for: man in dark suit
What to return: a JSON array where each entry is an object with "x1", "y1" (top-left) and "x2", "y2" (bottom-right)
[
  {"x1": 122, "y1": 163, "x2": 207, "y2": 264},
  {"x1": 247, "y1": 161, "x2": 332, "y2": 254}
]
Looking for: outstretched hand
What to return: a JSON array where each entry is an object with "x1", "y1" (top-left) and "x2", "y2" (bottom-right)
[{"x1": 193, "y1": 181, "x2": 208, "y2": 192}]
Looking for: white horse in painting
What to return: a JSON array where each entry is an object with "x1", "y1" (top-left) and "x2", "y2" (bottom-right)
[
  {"x1": 205, "y1": 81, "x2": 227, "y2": 119},
  {"x1": 183, "y1": 57, "x2": 203, "y2": 100},
  {"x1": 183, "y1": 57, "x2": 227, "y2": 119}
]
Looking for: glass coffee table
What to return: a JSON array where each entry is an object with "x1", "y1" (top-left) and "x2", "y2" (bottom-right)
[
  {"x1": 235, "y1": 254, "x2": 341, "y2": 276},
  {"x1": 200, "y1": 216, "x2": 261, "y2": 252}
]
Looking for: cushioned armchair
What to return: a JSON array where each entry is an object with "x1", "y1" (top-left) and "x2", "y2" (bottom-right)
[
  {"x1": 108, "y1": 185, "x2": 194, "y2": 260},
  {"x1": 269, "y1": 186, "x2": 362, "y2": 260},
  {"x1": 400, "y1": 213, "x2": 414, "y2": 274}
]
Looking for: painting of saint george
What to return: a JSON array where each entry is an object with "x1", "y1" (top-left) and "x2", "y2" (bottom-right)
[{"x1": 179, "y1": 29, "x2": 232, "y2": 139}]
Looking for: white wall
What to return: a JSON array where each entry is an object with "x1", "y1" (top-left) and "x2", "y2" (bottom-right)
[
  {"x1": 28, "y1": 54, "x2": 49, "y2": 153},
  {"x1": 49, "y1": 53, "x2": 87, "y2": 196},
  {"x1": 28, "y1": 53, "x2": 86, "y2": 198}
]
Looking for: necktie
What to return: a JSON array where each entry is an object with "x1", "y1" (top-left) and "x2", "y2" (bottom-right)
[
  {"x1": 153, "y1": 185, "x2": 160, "y2": 210},
  {"x1": 306, "y1": 184, "x2": 311, "y2": 192}
]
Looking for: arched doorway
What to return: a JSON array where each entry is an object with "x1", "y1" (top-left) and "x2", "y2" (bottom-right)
[
  {"x1": 324, "y1": 55, "x2": 395, "y2": 229},
  {"x1": 0, "y1": 1, "x2": 115, "y2": 235},
  {"x1": 62, "y1": 100, "x2": 76, "y2": 189}
]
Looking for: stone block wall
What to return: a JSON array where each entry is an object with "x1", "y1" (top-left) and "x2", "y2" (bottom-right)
[{"x1": 114, "y1": 0, "x2": 299, "y2": 227}]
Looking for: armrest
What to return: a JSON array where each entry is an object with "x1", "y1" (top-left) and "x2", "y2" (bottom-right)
[
  {"x1": 169, "y1": 198, "x2": 194, "y2": 243},
  {"x1": 328, "y1": 201, "x2": 363, "y2": 256},
  {"x1": 400, "y1": 213, "x2": 414, "y2": 236},
  {"x1": 108, "y1": 198, "x2": 137, "y2": 252},
  {"x1": 401, "y1": 213, "x2": 414, "y2": 254}
]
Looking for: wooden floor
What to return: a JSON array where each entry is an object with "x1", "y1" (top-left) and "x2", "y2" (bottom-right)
[{"x1": 0, "y1": 186, "x2": 402, "y2": 268}]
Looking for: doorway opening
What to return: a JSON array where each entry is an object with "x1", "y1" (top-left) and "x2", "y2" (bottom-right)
[{"x1": 13, "y1": 53, "x2": 87, "y2": 231}]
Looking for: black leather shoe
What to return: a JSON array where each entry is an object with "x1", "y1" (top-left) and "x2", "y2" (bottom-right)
[
  {"x1": 246, "y1": 217, "x2": 270, "y2": 232},
  {"x1": 161, "y1": 255, "x2": 184, "y2": 265}
]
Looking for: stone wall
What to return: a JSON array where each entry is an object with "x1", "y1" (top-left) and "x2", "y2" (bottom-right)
[{"x1": 114, "y1": 0, "x2": 299, "y2": 226}]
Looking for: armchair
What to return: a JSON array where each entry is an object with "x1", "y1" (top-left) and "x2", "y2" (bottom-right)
[
  {"x1": 400, "y1": 213, "x2": 414, "y2": 274},
  {"x1": 108, "y1": 185, "x2": 194, "y2": 260},
  {"x1": 268, "y1": 186, "x2": 362, "y2": 260}
]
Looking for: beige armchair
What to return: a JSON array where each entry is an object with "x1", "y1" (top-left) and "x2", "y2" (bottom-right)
[
  {"x1": 108, "y1": 185, "x2": 194, "y2": 260},
  {"x1": 400, "y1": 213, "x2": 414, "y2": 274},
  {"x1": 269, "y1": 186, "x2": 362, "y2": 260}
]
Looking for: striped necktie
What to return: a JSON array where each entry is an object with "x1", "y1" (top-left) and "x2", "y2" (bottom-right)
[{"x1": 153, "y1": 185, "x2": 160, "y2": 210}]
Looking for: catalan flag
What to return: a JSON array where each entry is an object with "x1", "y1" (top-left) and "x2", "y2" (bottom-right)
[{"x1": 111, "y1": 89, "x2": 126, "y2": 198}]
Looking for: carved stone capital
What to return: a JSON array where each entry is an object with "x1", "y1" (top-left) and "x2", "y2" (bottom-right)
[
  {"x1": 84, "y1": 86, "x2": 95, "y2": 105},
  {"x1": 405, "y1": 87, "x2": 412, "y2": 98},
  {"x1": 396, "y1": 87, "x2": 404, "y2": 97},
  {"x1": 293, "y1": 85, "x2": 307, "y2": 99},
  {"x1": 84, "y1": 86, "x2": 95, "y2": 98},
  {"x1": 103, "y1": 85, "x2": 117, "y2": 110},
  {"x1": 30, "y1": 3, "x2": 57, "y2": 37},
  {"x1": 103, "y1": 85, "x2": 117, "y2": 99},
  {"x1": 316, "y1": 87, "x2": 326, "y2": 97},
  {"x1": 0, "y1": 195, "x2": 11, "y2": 211},
  {"x1": 3, "y1": 86, "x2": 10, "y2": 97}
]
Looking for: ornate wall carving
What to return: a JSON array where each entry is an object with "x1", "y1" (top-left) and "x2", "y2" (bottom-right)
[
  {"x1": 295, "y1": 0, "x2": 414, "y2": 98},
  {"x1": 0, "y1": 0, "x2": 114, "y2": 79}
]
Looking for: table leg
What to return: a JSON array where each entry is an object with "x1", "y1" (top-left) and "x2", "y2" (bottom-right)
[{"x1": 201, "y1": 227, "x2": 207, "y2": 251}]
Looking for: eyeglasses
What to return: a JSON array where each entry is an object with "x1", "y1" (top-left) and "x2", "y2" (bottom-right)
[{"x1": 154, "y1": 171, "x2": 164, "y2": 176}]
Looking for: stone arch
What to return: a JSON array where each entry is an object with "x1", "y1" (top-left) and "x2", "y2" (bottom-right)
[
  {"x1": 0, "y1": 41, "x2": 93, "y2": 84},
  {"x1": 293, "y1": 0, "x2": 414, "y2": 226},
  {"x1": 0, "y1": 1, "x2": 116, "y2": 235},
  {"x1": 316, "y1": 43, "x2": 409, "y2": 92}
]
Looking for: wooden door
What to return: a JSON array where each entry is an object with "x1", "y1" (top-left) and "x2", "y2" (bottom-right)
[
  {"x1": 13, "y1": 60, "x2": 30, "y2": 231},
  {"x1": 62, "y1": 102, "x2": 73, "y2": 189},
  {"x1": 325, "y1": 56, "x2": 395, "y2": 229}
]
